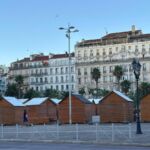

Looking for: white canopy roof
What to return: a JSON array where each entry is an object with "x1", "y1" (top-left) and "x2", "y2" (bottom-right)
[
  {"x1": 113, "y1": 90, "x2": 133, "y2": 102},
  {"x1": 51, "y1": 98, "x2": 62, "y2": 104},
  {"x1": 3, "y1": 96, "x2": 24, "y2": 106},
  {"x1": 24, "y1": 97, "x2": 49, "y2": 106}
]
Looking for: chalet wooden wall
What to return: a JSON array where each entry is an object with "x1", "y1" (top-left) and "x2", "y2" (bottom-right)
[
  {"x1": 58, "y1": 95, "x2": 95, "y2": 124},
  {"x1": 0, "y1": 98, "x2": 15, "y2": 124},
  {"x1": 97, "y1": 92, "x2": 134, "y2": 123},
  {"x1": 27, "y1": 100, "x2": 57, "y2": 124},
  {"x1": 141, "y1": 94, "x2": 150, "y2": 122}
]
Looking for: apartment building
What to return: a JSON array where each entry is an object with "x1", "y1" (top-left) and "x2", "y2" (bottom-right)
[
  {"x1": 9, "y1": 53, "x2": 76, "y2": 93},
  {"x1": 75, "y1": 25, "x2": 150, "y2": 93},
  {"x1": 0, "y1": 65, "x2": 8, "y2": 95}
]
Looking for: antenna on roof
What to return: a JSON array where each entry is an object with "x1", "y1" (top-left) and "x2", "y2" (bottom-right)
[{"x1": 104, "y1": 27, "x2": 108, "y2": 35}]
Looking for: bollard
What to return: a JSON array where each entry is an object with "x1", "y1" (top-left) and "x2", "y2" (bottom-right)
[
  {"x1": 1, "y1": 124, "x2": 3, "y2": 139},
  {"x1": 16, "y1": 124, "x2": 19, "y2": 138},
  {"x1": 111, "y1": 123, "x2": 114, "y2": 142},
  {"x1": 95, "y1": 123, "x2": 98, "y2": 142},
  {"x1": 128, "y1": 123, "x2": 132, "y2": 139},
  {"x1": 56, "y1": 123, "x2": 59, "y2": 140},
  {"x1": 76, "y1": 124, "x2": 79, "y2": 141}
]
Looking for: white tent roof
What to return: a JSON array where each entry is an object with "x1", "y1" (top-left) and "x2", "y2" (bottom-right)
[
  {"x1": 51, "y1": 98, "x2": 62, "y2": 104},
  {"x1": 25, "y1": 97, "x2": 49, "y2": 106},
  {"x1": 18, "y1": 98, "x2": 28, "y2": 103},
  {"x1": 3, "y1": 96, "x2": 24, "y2": 106},
  {"x1": 113, "y1": 90, "x2": 133, "y2": 102},
  {"x1": 88, "y1": 98, "x2": 103, "y2": 104}
]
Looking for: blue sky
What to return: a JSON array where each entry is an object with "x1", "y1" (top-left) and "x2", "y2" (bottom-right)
[{"x1": 1, "y1": 0, "x2": 150, "y2": 66}]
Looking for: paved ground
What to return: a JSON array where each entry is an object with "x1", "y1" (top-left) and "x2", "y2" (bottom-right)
[
  {"x1": 0, "y1": 123, "x2": 150, "y2": 146},
  {"x1": 0, "y1": 141, "x2": 149, "y2": 150}
]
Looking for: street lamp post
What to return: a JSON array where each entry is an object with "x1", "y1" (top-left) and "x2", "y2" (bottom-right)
[
  {"x1": 132, "y1": 58, "x2": 142, "y2": 134},
  {"x1": 59, "y1": 25, "x2": 79, "y2": 124}
]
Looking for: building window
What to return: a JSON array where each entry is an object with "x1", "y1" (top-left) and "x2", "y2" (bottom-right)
[
  {"x1": 110, "y1": 76, "x2": 113, "y2": 82},
  {"x1": 61, "y1": 85, "x2": 64, "y2": 91},
  {"x1": 84, "y1": 68, "x2": 87, "y2": 75},
  {"x1": 103, "y1": 76, "x2": 107, "y2": 82},
  {"x1": 84, "y1": 77, "x2": 87, "y2": 83},
  {"x1": 96, "y1": 49, "x2": 100, "y2": 56},
  {"x1": 40, "y1": 69, "x2": 42, "y2": 74},
  {"x1": 103, "y1": 66, "x2": 106, "y2": 73},
  {"x1": 143, "y1": 63, "x2": 146, "y2": 71},
  {"x1": 66, "y1": 85, "x2": 69, "y2": 90},
  {"x1": 72, "y1": 85, "x2": 74, "y2": 90},
  {"x1": 129, "y1": 64, "x2": 132, "y2": 71},
  {"x1": 90, "y1": 50, "x2": 93, "y2": 57},
  {"x1": 135, "y1": 45, "x2": 139, "y2": 54},
  {"x1": 66, "y1": 76, "x2": 68, "y2": 82},
  {"x1": 36, "y1": 69, "x2": 38, "y2": 74},
  {"x1": 71, "y1": 76, "x2": 74, "y2": 82},
  {"x1": 116, "y1": 47, "x2": 118, "y2": 52},
  {"x1": 78, "y1": 68, "x2": 81, "y2": 75},
  {"x1": 109, "y1": 48, "x2": 112, "y2": 55},
  {"x1": 128, "y1": 46, "x2": 131, "y2": 50},
  {"x1": 84, "y1": 50, "x2": 87, "y2": 58},
  {"x1": 44, "y1": 69, "x2": 47, "y2": 74},
  {"x1": 40, "y1": 86, "x2": 43, "y2": 91},
  {"x1": 55, "y1": 76, "x2": 58, "y2": 83},
  {"x1": 61, "y1": 67, "x2": 63, "y2": 74},
  {"x1": 55, "y1": 68, "x2": 58, "y2": 74},
  {"x1": 36, "y1": 87, "x2": 39, "y2": 91},
  {"x1": 50, "y1": 68, "x2": 53, "y2": 75},
  {"x1": 45, "y1": 77, "x2": 47, "y2": 83},
  {"x1": 71, "y1": 67, "x2": 74, "y2": 73},
  {"x1": 103, "y1": 49, "x2": 106, "y2": 56},
  {"x1": 40, "y1": 78, "x2": 43, "y2": 83},
  {"x1": 123, "y1": 65, "x2": 128, "y2": 72},
  {"x1": 50, "y1": 77, "x2": 53, "y2": 83},
  {"x1": 109, "y1": 66, "x2": 113, "y2": 73},
  {"x1": 65, "y1": 67, "x2": 68, "y2": 73},
  {"x1": 78, "y1": 78, "x2": 81, "y2": 84},
  {"x1": 143, "y1": 74, "x2": 147, "y2": 81},
  {"x1": 61, "y1": 76, "x2": 64, "y2": 83},
  {"x1": 78, "y1": 50, "x2": 81, "y2": 58},
  {"x1": 56, "y1": 85, "x2": 59, "y2": 90}
]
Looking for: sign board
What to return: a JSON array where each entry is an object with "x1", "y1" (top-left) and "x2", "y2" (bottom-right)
[{"x1": 92, "y1": 115, "x2": 100, "y2": 123}]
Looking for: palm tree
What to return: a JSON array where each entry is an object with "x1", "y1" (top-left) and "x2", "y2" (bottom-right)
[
  {"x1": 120, "y1": 80, "x2": 131, "y2": 94},
  {"x1": 15, "y1": 75, "x2": 24, "y2": 98},
  {"x1": 113, "y1": 65, "x2": 124, "y2": 90},
  {"x1": 91, "y1": 68, "x2": 101, "y2": 89},
  {"x1": 139, "y1": 82, "x2": 150, "y2": 98}
]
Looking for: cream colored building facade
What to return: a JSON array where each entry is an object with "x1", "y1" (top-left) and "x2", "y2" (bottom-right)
[
  {"x1": 75, "y1": 26, "x2": 150, "y2": 93},
  {"x1": 9, "y1": 53, "x2": 76, "y2": 93}
]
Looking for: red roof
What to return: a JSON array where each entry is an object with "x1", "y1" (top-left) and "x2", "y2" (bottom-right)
[
  {"x1": 51, "y1": 53, "x2": 74, "y2": 59},
  {"x1": 31, "y1": 56, "x2": 49, "y2": 61},
  {"x1": 102, "y1": 30, "x2": 141, "y2": 40}
]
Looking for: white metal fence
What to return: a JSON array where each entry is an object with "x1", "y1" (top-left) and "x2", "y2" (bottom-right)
[{"x1": 0, "y1": 123, "x2": 150, "y2": 143}]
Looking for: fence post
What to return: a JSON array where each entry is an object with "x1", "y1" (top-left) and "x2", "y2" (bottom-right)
[
  {"x1": 95, "y1": 123, "x2": 98, "y2": 142},
  {"x1": 31, "y1": 124, "x2": 34, "y2": 139},
  {"x1": 76, "y1": 124, "x2": 79, "y2": 141},
  {"x1": 16, "y1": 124, "x2": 19, "y2": 138},
  {"x1": 128, "y1": 123, "x2": 132, "y2": 139},
  {"x1": 56, "y1": 123, "x2": 59, "y2": 140},
  {"x1": 1, "y1": 124, "x2": 3, "y2": 139},
  {"x1": 111, "y1": 123, "x2": 114, "y2": 142}
]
